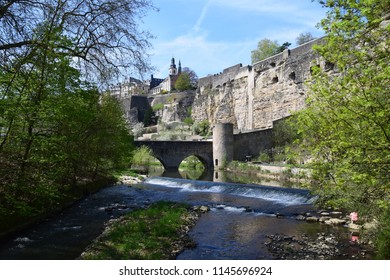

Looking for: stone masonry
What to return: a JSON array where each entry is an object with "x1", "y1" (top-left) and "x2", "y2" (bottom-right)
[{"x1": 192, "y1": 38, "x2": 331, "y2": 131}]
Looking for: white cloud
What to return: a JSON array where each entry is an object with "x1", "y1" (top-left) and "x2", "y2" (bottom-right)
[
  {"x1": 212, "y1": 0, "x2": 298, "y2": 13},
  {"x1": 193, "y1": 0, "x2": 212, "y2": 33},
  {"x1": 146, "y1": 0, "x2": 326, "y2": 78}
]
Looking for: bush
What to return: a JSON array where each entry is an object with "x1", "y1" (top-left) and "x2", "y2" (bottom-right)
[
  {"x1": 257, "y1": 152, "x2": 271, "y2": 163},
  {"x1": 132, "y1": 146, "x2": 156, "y2": 171},
  {"x1": 192, "y1": 120, "x2": 211, "y2": 137},
  {"x1": 152, "y1": 103, "x2": 164, "y2": 112}
]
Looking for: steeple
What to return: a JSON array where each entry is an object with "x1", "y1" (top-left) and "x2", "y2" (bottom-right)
[
  {"x1": 169, "y1": 57, "x2": 177, "y2": 75},
  {"x1": 170, "y1": 57, "x2": 176, "y2": 68},
  {"x1": 178, "y1": 60, "x2": 182, "y2": 74}
]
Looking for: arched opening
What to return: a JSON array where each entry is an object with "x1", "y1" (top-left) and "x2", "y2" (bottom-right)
[{"x1": 178, "y1": 155, "x2": 208, "y2": 180}]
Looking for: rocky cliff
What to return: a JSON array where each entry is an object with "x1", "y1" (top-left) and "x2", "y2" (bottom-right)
[
  {"x1": 192, "y1": 38, "x2": 330, "y2": 131},
  {"x1": 150, "y1": 91, "x2": 195, "y2": 123}
]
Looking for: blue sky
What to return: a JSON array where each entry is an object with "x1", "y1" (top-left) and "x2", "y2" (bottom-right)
[{"x1": 141, "y1": 0, "x2": 327, "y2": 79}]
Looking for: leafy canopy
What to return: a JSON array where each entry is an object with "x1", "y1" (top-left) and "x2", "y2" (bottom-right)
[
  {"x1": 251, "y1": 39, "x2": 291, "y2": 64},
  {"x1": 295, "y1": 0, "x2": 390, "y2": 257}
]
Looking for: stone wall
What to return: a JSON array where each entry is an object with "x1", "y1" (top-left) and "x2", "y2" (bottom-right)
[
  {"x1": 150, "y1": 91, "x2": 195, "y2": 123},
  {"x1": 118, "y1": 95, "x2": 150, "y2": 126},
  {"x1": 192, "y1": 38, "x2": 326, "y2": 131},
  {"x1": 116, "y1": 91, "x2": 195, "y2": 127},
  {"x1": 233, "y1": 129, "x2": 273, "y2": 161}
]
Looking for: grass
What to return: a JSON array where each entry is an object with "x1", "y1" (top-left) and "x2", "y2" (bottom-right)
[{"x1": 80, "y1": 201, "x2": 197, "y2": 260}]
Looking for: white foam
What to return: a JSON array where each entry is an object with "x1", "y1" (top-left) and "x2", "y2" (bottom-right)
[
  {"x1": 144, "y1": 177, "x2": 313, "y2": 205},
  {"x1": 14, "y1": 237, "x2": 33, "y2": 243}
]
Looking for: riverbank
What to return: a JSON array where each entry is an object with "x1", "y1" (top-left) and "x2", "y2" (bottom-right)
[
  {"x1": 79, "y1": 201, "x2": 206, "y2": 260},
  {"x1": 0, "y1": 177, "x2": 116, "y2": 241},
  {"x1": 226, "y1": 161, "x2": 310, "y2": 187}
]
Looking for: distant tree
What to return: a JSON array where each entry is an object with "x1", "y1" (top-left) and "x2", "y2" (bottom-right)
[
  {"x1": 295, "y1": 32, "x2": 316, "y2": 45},
  {"x1": 175, "y1": 73, "x2": 192, "y2": 90},
  {"x1": 182, "y1": 67, "x2": 199, "y2": 88},
  {"x1": 192, "y1": 120, "x2": 211, "y2": 137},
  {"x1": 278, "y1": 42, "x2": 292, "y2": 53},
  {"x1": 251, "y1": 39, "x2": 279, "y2": 63},
  {"x1": 143, "y1": 107, "x2": 157, "y2": 127},
  {"x1": 251, "y1": 39, "x2": 291, "y2": 63}
]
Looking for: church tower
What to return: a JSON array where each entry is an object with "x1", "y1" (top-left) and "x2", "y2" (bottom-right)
[
  {"x1": 169, "y1": 57, "x2": 177, "y2": 75},
  {"x1": 178, "y1": 60, "x2": 182, "y2": 74}
]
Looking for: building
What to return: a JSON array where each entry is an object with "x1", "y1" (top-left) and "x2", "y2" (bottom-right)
[
  {"x1": 109, "y1": 57, "x2": 184, "y2": 96},
  {"x1": 109, "y1": 77, "x2": 147, "y2": 98},
  {"x1": 149, "y1": 57, "x2": 182, "y2": 95}
]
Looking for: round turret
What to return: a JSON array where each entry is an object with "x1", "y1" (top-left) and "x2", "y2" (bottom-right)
[{"x1": 213, "y1": 123, "x2": 234, "y2": 169}]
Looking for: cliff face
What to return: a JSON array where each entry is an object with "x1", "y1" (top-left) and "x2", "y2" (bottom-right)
[
  {"x1": 150, "y1": 91, "x2": 195, "y2": 123},
  {"x1": 192, "y1": 38, "x2": 327, "y2": 131}
]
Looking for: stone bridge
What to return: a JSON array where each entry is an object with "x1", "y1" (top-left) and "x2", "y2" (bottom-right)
[
  {"x1": 134, "y1": 123, "x2": 274, "y2": 171},
  {"x1": 134, "y1": 140, "x2": 213, "y2": 170}
]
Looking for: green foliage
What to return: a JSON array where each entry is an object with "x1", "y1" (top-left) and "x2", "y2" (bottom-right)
[
  {"x1": 296, "y1": 0, "x2": 390, "y2": 256},
  {"x1": 183, "y1": 117, "x2": 194, "y2": 126},
  {"x1": 272, "y1": 117, "x2": 300, "y2": 147},
  {"x1": 143, "y1": 107, "x2": 157, "y2": 127},
  {"x1": 0, "y1": 25, "x2": 133, "y2": 219},
  {"x1": 251, "y1": 39, "x2": 291, "y2": 63},
  {"x1": 375, "y1": 206, "x2": 390, "y2": 259},
  {"x1": 192, "y1": 120, "x2": 211, "y2": 137},
  {"x1": 278, "y1": 42, "x2": 291, "y2": 53},
  {"x1": 152, "y1": 103, "x2": 164, "y2": 112},
  {"x1": 80, "y1": 201, "x2": 192, "y2": 260},
  {"x1": 257, "y1": 152, "x2": 271, "y2": 163},
  {"x1": 131, "y1": 146, "x2": 158, "y2": 170},
  {"x1": 179, "y1": 156, "x2": 206, "y2": 180},
  {"x1": 180, "y1": 156, "x2": 205, "y2": 170},
  {"x1": 251, "y1": 39, "x2": 280, "y2": 63},
  {"x1": 174, "y1": 73, "x2": 192, "y2": 90},
  {"x1": 296, "y1": 32, "x2": 316, "y2": 45}
]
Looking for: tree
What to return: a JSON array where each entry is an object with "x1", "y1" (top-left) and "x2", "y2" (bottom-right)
[
  {"x1": 295, "y1": 32, "x2": 316, "y2": 45},
  {"x1": 0, "y1": 0, "x2": 155, "y2": 82},
  {"x1": 0, "y1": 24, "x2": 134, "y2": 220},
  {"x1": 143, "y1": 107, "x2": 157, "y2": 127},
  {"x1": 175, "y1": 72, "x2": 192, "y2": 90},
  {"x1": 131, "y1": 146, "x2": 155, "y2": 171},
  {"x1": 251, "y1": 39, "x2": 291, "y2": 64},
  {"x1": 295, "y1": 0, "x2": 390, "y2": 258},
  {"x1": 192, "y1": 120, "x2": 211, "y2": 137},
  {"x1": 182, "y1": 67, "x2": 199, "y2": 88},
  {"x1": 278, "y1": 42, "x2": 292, "y2": 53},
  {"x1": 251, "y1": 39, "x2": 279, "y2": 63}
]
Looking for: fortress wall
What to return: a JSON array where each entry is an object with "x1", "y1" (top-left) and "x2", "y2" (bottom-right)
[{"x1": 193, "y1": 38, "x2": 325, "y2": 131}]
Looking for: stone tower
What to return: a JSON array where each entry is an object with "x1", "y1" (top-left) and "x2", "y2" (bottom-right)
[
  {"x1": 213, "y1": 123, "x2": 234, "y2": 169},
  {"x1": 169, "y1": 57, "x2": 177, "y2": 75}
]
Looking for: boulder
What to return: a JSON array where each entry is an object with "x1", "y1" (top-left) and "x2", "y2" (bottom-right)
[
  {"x1": 324, "y1": 218, "x2": 346, "y2": 225},
  {"x1": 306, "y1": 216, "x2": 319, "y2": 222}
]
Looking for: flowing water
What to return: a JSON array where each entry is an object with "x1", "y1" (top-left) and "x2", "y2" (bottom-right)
[{"x1": 0, "y1": 174, "x2": 357, "y2": 260}]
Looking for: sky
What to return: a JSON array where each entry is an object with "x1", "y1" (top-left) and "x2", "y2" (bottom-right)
[{"x1": 140, "y1": 0, "x2": 328, "y2": 79}]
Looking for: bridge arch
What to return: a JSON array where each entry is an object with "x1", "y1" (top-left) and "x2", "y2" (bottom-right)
[
  {"x1": 134, "y1": 140, "x2": 213, "y2": 171},
  {"x1": 179, "y1": 154, "x2": 209, "y2": 170},
  {"x1": 134, "y1": 122, "x2": 274, "y2": 172}
]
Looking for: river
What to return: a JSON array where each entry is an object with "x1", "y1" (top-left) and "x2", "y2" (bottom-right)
[{"x1": 0, "y1": 170, "x2": 365, "y2": 260}]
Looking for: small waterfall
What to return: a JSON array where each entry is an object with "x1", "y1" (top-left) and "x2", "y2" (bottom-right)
[{"x1": 143, "y1": 177, "x2": 316, "y2": 205}]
